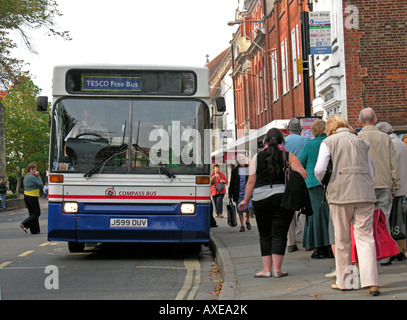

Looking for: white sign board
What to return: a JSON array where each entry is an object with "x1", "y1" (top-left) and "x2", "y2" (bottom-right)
[{"x1": 309, "y1": 11, "x2": 332, "y2": 55}]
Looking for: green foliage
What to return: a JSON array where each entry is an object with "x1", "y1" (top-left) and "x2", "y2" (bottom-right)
[
  {"x1": 3, "y1": 78, "x2": 49, "y2": 193},
  {"x1": 0, "y1": 0, "x2": 71, "y2": 89}
]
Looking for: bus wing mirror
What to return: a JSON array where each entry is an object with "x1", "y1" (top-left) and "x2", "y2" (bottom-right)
[
  {"x1": 215, "y1": 97, "x2": 226, "y2": 112},
  {"x1": 37, "y1": 96, "x2": 48, "y2": 112}
]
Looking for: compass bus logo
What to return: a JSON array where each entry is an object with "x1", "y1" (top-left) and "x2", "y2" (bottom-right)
[{"x1": 105, "y1": 187, "x2": 116, "y2": 198}]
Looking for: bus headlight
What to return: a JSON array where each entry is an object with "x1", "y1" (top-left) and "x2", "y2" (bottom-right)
[
  {"x1": 180, "y1": 203, "x2": 195, "y2": 214},
  {"x1": 63, "y1": 202, "x2": 78, "y2": 213}
]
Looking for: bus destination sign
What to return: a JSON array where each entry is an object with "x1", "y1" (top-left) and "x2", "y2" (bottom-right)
[{"x1": 81, "y1": 76, "x2": 142, "y2": 92}]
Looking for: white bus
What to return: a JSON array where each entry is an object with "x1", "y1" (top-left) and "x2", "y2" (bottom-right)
[{"x1": 39, "y1": 65, "x2": 214, "y2": 252}]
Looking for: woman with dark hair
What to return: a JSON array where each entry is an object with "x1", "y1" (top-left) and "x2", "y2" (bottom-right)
[
  {"x1": 239, "y1": 128, "x2": 307, "y2": 278},
  {"x1": 211, "y1": 164, "x2": 228, "y2": 218},
  {"x1": 20, "y1": 163, "x2": 44, "y2": 234}
]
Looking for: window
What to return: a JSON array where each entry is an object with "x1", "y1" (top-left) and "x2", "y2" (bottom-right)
[
  {"x1": 262, "y1": 66, "x2": 267, "y2": 110},
  {"x1": 281, "y1": 39, "x2": 290, "y2": 94},
  {"x1": 291, "y1": 28, "x2": 299, "y2": 87},
  {"x1": 271, "y1": 51, "x2": 279, "y2": 101},
  {"x1": 296, "y1": 24, "x2": 301, "y2": 84}
]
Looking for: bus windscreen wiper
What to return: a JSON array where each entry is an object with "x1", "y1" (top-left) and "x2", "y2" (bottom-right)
[
  {"x1": 132, "y1": 143, "x2": 176, "y2": 179},
  {"x1": 84, "y1": 143, "x2": 128, "y2": 178}
]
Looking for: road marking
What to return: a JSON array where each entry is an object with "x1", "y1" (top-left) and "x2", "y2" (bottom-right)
[
  {"x1": 136, "y1": 266, "x2": 185, "y2": 270},
  {"x1": 39, "y1": 242, "x2": 64, "y2": 246},
  {"x1": 175, "y1": 258, "x2": 201, "y2": 300},
  {"x1": 0, "y1": 265, "x2": 65, "y2": 270},
  {"x1": 39, "y1": 242, "x2": 50, "y2": 246},
  {"x1": 18, "y1": 250, "x2": 34, "y2": 257},
  {"x1": 0, "y1": 261, "x2": 13, "y2": 269}
]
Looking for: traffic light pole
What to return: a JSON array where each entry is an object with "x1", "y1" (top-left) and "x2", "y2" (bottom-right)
[{"x1": 301, "y1": 11, "x2": 312, "y2": 117}]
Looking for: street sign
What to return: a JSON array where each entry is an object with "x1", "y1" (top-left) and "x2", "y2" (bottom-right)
[{"x1": 309, "y1": 11, "x2": 332, "y2": 55}]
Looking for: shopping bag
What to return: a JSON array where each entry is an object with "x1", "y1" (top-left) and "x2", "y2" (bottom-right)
[
  {"x1": 351, "y1": 208, "x2": 400, "y2": 263},
  {"x1": 226, "y1": 200, "x2": 237, "y2": 227}
]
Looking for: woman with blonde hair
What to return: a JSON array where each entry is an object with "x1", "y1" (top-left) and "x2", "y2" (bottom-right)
[
  {"x1": 298, "y1": 120, "x2": 331, "y2": 258},
  {"x1": 315, "y1": 114, "x2": 380, "y2": 296}
]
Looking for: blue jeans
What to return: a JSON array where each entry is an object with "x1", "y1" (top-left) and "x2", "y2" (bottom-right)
[{"x1": 0, "y1": 194, "x2": 5, "y2": 208}]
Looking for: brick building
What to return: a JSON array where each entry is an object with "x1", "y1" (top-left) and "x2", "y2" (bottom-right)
[
  {"x1": 342, "y1": 0, "x2": 407, "y2": 131},
  {"x1": 229, "y1": 0, "x2": 314, "y2": 144},
  {"x1": 208, "y1": 0, "x2": 407, "y2": 160}
]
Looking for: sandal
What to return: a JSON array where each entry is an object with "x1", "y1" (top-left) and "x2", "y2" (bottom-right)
[
  {"x1": 20, "y1": 224, "x2": 28, "y2": 233},
  {"x1": 240, "y1": 226, "x2": 245, "y2": 232},
  {"x1": 246, "y1": 222, "x2": 251, "y2": 230}
]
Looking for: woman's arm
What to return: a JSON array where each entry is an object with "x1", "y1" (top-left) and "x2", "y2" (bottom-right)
[
  {"x1": 314, "y1": 142, "x2": 331, "y2": 182},
  {"x1": 289, "y1": 152, "x2": 307, "y2": 180}
]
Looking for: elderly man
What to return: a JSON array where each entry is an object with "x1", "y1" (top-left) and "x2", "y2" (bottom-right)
[
  {"x1": 358, "y1": 108, "x2": 400, "y2": 265},
  {"x1": 376, "y1": 121, "x2": 407, "y2": 260}
]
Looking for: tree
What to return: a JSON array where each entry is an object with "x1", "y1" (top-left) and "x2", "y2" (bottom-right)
[
  {"x1": 0, "y1": 0, "x2": 70, "y2": 181},
  {"x1": 4, "y1": 78, "x2": 49, "y2": 196},
  {"x1": 0, "y1": 0, "x2": 71, "y2": 89}
]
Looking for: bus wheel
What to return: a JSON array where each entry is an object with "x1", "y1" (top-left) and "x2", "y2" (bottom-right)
[{"x1": 68, "y1": 242, "x2": 85, "y2": 253}]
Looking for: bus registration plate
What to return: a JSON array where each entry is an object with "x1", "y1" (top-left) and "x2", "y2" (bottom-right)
[{"x1": 110, "y1": 218, "x2": 148, "y2": 228}]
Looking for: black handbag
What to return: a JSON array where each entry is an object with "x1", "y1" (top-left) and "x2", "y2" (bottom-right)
[
  {"x1": 321, "y1": 159, "x2": 333, "y2": 204},
  {"x1": 321, "y1": 159, "x2": 333, "y2": 186},
  {"x1": 226, "y1": 199, "x2": 237, "y2": 227}
]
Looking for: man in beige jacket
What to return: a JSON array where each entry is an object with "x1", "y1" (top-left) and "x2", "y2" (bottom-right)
[{"x1": 358, "y1": 108, "x2": 400, "y2": 265}]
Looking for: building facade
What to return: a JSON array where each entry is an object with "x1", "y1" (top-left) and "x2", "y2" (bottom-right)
[
  {"x1": 230, "y1": 0, "x2": 314, "y2": 141},
  {"x1": 208, "y1": 0, "x2": 407, "y2": 161},
  {"x1": 312, "y1": 0, "x2": 347, "y2": 120},
  {"x1": 342, "y1": 0, "x2": 407, "y2": 131}
]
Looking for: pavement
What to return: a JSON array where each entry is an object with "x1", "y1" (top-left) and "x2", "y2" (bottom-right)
[
  {"x1": 5, "y1": 199, "x2": 407, "y2": 300},
  {"x1": 210, "y1": 199, "x2": 407, "y2": 300}
]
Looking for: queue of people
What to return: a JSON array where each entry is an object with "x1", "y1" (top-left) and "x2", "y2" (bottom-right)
[
  {"x1": 12, "y1": 109, "x2": 406, "y2": 297},
  {"x1": 218, "y1": 110, "x2": 407, "y2": 297}
]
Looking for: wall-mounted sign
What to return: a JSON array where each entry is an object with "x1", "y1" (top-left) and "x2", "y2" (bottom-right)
[{"x1": 309, "y1": 11, "x2": 332, "y2": 55}]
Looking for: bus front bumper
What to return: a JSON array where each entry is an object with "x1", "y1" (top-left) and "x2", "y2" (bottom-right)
[{"x1": 47, "y1": 202, "x2": 210, "y2": 244}]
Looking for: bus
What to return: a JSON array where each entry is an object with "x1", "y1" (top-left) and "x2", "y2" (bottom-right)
[{"x1": 38, "y1": 65, "x2": 214, "y2": 253}]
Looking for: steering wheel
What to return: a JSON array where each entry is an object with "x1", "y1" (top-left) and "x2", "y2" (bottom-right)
[{"x1": 75, "y1": 132, "x2": 109, "y2": 143}]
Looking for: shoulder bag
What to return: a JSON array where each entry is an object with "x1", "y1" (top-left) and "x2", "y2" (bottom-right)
[
  {"x1": 215, "y1": 183, "x2": 225, "y2": 192},
  {"x1": 321, "y1": 159, "x2": 333, "y2": 186}
]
